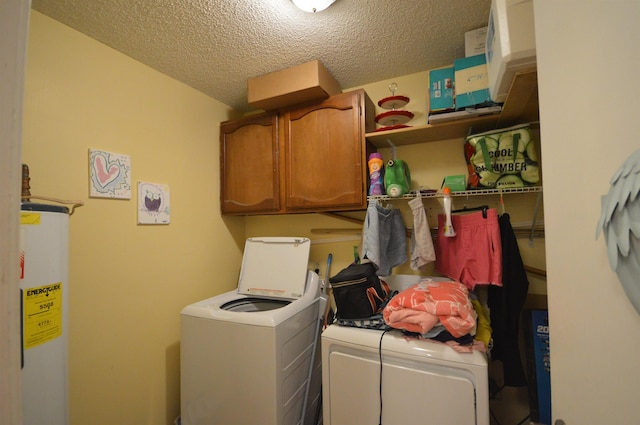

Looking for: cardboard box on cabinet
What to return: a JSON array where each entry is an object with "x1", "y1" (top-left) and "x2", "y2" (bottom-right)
[{"x1": 247, "y1": 60, "x2": 342, "y2": 111}]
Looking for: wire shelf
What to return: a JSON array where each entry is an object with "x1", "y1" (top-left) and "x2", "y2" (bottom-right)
[{"x1": 367, "y1": 186, "x2": 543, "y2": 202}]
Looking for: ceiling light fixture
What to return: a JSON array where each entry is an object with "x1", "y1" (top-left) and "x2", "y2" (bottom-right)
[{"x1": 292, "y1": 0, "x2": 336, "y2": 13}]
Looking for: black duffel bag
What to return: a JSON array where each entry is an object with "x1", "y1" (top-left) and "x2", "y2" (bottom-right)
[{"x1": 329, "y1": 262, "x2": 390, "y2": 320}]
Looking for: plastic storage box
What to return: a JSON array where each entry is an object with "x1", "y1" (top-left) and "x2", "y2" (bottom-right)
[{"x1": 486, "y1": 0, "x2": 537, "y2": 103}]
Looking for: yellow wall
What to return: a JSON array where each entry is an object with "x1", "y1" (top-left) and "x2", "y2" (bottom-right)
[{"x1": 22, "y1": 12, "x2": 246, "y2": 425}]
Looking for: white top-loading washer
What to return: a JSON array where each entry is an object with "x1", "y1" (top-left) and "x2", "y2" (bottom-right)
[
  {"x1": 180, "y1": 237, "x2": 323, "y2": 425},
  {"x1": 181, "y1": 236, "x2": 319, "y2": 326}
]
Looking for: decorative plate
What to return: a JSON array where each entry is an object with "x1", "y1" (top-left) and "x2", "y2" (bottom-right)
[
  {"x1": 375, "y1": 110, "x2": 415, "y2": 126},
  {"x1": 378, "y1": 95, "x2": 410, "y2": 110},
  {"x1": 373, "y1": 124, "x2": 411, "y2": 132}
]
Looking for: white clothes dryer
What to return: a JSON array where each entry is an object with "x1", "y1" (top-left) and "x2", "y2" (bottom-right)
[
  {"x1": 321, "y1": 275, "x2": 489, "y2": 425},
  {"x1": 180, "y1": 237, "x2": 322, "y2": 425}
]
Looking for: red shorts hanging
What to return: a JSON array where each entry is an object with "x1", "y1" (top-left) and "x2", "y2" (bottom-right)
[{"x1": 435, "y1": 208, "x2": 502, "y2": 290}]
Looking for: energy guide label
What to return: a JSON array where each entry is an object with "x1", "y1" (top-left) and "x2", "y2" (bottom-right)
[{"x1": 24, "y1": 282, "x2": 63, "y2": 349}]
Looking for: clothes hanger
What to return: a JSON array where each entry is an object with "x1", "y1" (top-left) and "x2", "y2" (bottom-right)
[{"x1": 451, "y1": 204, "x2": 489, "y2": 218}]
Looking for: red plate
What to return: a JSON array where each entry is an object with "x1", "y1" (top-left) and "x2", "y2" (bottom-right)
[
  {"x1": 373, "y1": 124, "x2": 411, "y2": 132},
  {"x1": 377, "y1": 95, "x2": 410, "y2": 110},
  {"x1": 375, "y1": 110, "x2": 415, "y2": 126}
]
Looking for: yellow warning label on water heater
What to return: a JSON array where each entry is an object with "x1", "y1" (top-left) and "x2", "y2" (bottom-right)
[
  {"x1": 23, "y1": 282, "x2": 63, "y2": 349},
  {"x1": 20, "y1": 212, "x2": 41, "y2": 225}
]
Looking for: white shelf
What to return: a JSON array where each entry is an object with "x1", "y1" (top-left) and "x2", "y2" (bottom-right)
[{"x1": 367, "y1": 186, "x2": 543, "y2": 202}]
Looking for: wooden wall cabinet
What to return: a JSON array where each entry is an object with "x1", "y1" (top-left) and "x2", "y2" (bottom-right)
[
  {"x1": 220, "y1": 113, "x2": 280, "y2": 214},
  {"x1": 220, "y1": 89, "x2": 375, "y2": 215}
]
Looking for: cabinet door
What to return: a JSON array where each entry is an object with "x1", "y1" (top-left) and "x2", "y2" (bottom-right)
[
  {"x1": 220, "y1": 113, "x2": 279, "y2": 214},
  {"x1": 284, "y1": 90, "x2": 367, "y2": 211}
]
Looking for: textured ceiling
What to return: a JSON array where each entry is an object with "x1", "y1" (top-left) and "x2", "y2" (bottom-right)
[{"x1": 31, "y1": 0, "x2": 491, "y2": 113}]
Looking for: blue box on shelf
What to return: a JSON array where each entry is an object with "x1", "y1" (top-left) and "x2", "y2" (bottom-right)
[
  {"x1": 429, "y1": 67, "x2": 455, "y2": 113},
  {"x1": 454, "y1": 54, "x2": 493, "y2": 109}
]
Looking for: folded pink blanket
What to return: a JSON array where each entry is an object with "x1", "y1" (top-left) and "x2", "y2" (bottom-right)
[{"x1": 383, "y1": 280, "x2": 477, "y2": 338}]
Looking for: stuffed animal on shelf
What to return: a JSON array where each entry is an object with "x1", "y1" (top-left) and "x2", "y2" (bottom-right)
[{"x1": 384, "y1": 159, "x2": 411, "y2": 198}]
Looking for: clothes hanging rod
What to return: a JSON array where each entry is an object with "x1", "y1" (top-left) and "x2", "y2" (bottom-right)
[
  {"x1": 524, "y1": 265, "x2": 547, "y2": 278},
  {"x1": 311, "y1": 228, "x2": 362, "y2": 234},
  {"x1": 318, "y1": 212, "x2": 365, "y2": 225},
  {"x1": 310, "y1": 226, "x2": 545, "y2": 239}
]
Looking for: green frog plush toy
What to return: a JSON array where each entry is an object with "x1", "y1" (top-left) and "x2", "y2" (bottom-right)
[{"x1": 384, "y1": 159, "x2": 411, "y2": 197}]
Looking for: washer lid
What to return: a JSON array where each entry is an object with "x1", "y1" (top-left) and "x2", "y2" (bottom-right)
[{"x1": 237, "y1": 237, "x2": 311, "y2": 300}]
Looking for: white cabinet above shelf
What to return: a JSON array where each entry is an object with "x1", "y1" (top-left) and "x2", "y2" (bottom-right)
[{"x1": 366, "y1": 70, "x2": 539, "y2": 148}]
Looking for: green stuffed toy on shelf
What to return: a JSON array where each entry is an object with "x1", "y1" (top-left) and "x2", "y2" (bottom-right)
[{"x1": 384, "y1": 159, "x2": 411, "y2": 198}]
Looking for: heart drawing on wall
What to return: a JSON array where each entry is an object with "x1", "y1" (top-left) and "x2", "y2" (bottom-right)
[
  {"x1": 89, "y1": 149, "x2": 131, "y2": 199},
  {"x1": 92, "y1": 153, "x2": 121, "y2": 188}
]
